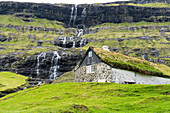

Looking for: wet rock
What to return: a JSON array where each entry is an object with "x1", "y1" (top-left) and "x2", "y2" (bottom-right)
[
  {"x1": 0, "y1": 50, "x2": 85, "y2": 79},
  {"x1": 0, "y1": 35, "x2": 7, "y2": 42}
]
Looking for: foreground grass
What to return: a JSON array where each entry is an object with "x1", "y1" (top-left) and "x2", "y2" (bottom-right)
[
  {"x1": 0, "y1": 82, "x2": 170, "y2": 113},
  {"x1": 0, "y1": 72, "x2": 28, "y2": 91}
]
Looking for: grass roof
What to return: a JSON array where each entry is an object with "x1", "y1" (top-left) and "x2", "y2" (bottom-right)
[{"x1": 93, "y1": 47, "x2": 170, "y2": 78}]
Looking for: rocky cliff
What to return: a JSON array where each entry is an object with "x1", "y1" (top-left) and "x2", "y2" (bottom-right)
[
  {"x1": 0, "y1": 1, "x2": 169, "y2": 27},
  {"x1": 0, "y1": 49, "x2": 85, "y2": 79}
]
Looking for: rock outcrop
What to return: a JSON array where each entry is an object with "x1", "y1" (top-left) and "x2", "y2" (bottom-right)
[
  {"x1": 53, "y1": 36, "x2": 88, "y2": 48},
  {"x1": 0, "y1": 35, "x2": 7, "y2": 42}
]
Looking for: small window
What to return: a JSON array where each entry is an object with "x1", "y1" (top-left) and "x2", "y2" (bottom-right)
[
  {"x1": 88, "y1": 51, "x2": 92, "y2": 57},
  {"x1": 91, "y1": 65, "x2": 95, "y2": 73},
  {"x1": 86, "y1": 65, "x2": 95, "y2": 73}
]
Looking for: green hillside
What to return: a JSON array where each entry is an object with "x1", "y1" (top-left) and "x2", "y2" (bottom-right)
[
  {"x1": 0, "y1": 83, "x2": 170, "y2": 113},
  {"x1": 0, "y1": 14, "x2": 64, "y2": 29},
  {"x1": 0, "y1": 72, "x2": 28, "y2": 91},
  {"x1": 0, "y1": 14, "x2": 76, "y2": 57}
]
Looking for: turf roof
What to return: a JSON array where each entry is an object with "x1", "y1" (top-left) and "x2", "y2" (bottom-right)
[{"x1": 92, "y1": 47, "x2": 170, "y2": 78}]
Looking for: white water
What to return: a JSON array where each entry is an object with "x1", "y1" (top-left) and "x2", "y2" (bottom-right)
[
  {"x1": 70, "y1": 37, "x2": 73, "y2": 41},
  {"x1": 49, "y1": 51, "x2": 61, "y2": 80},
  {"x1": 73, "y1": 41, "x2": 76, "y2": 48},
  {"x1": 82, "y1": 8, "x2": 86, "y2": 15},
  {"x1": 37, "y1": 53, "x2": 46, "y2": 77},
  {"x1": 77, "y1": 29, "x2": 83, "y2": 37},
  {"x1": 37, "y1": 81, "x2": 42, "y2": 86},
  {"x1": 68, "y1": 6, "x2": 74, "y2": 27},
  {"x1": 73, "y1": 4, "x2": 78, "y2": 26},
  {"x1": 80, "y1": 38, "x2": 86, "y2": 47},
  {"x1": 63, "y1": 36, "x2": 67, "y2": 47},
  {"x1": 83, "y1": 38, "x2": 86, "y2": 45}
]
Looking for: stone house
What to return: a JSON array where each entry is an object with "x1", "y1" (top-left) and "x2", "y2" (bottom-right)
[{"x1": 74, "y1": 47, "x2": 170, "y2": 84}]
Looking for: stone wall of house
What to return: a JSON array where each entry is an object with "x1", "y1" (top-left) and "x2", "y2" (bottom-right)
[
  {"x1": 75, "y1": 63, "x2": 115, "y2": 82},
  {"x1": 75, "y1": 62, "x2": 170, "y2": 84}
]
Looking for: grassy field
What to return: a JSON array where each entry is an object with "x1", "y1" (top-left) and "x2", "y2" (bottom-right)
[
  {"x1": 0, "y1": 72, "x2": 28, "y2": 91},
  {"x1": 0, "y1": 82, "x2": 169, "y2": 113}
]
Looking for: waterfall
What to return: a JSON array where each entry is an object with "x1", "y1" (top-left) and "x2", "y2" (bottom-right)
[
  {"x1": 68, "y1": 6, "x2": 74, "y2": 27},
  {"x1": 37, "y1": 52, "x2": 46, "y2": 77},
  {"x1": 70, "y1": 37, "x2": 73, "y2": 41},
  {"x1": 49, "y1": 51, "x2": 61, "y2": 80},
  {"x1": 77, "y1": 29, "x2": 83, "y2": 37},
  {"x1": 73, "y1": 41, "x2": 76, "y2": 48},
  {"x1": 83, "y1": 38, "x2": 86, "y2": 45},
  {"x1": 63, "y1": 36, "x2": 67, "y2": 47},
  {"x1": 79, "y1": 38, "x2": 87, "y2": 47},
  {"x1": 73, "y1": 5, "x2": 78, "y2": 26},
  {"x1": 80, "y1": 38, "x2": 85, "y2": 47}
]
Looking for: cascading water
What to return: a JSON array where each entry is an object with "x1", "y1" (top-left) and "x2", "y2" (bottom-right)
[
  {"x1": 73, "y1": 41, "x2": 76, "y2": 48},
  {"x1": 83, "y1": 38, "x2": 86, "y2": 45},
  {"x1": 63, "y1": 36, "x2": 67, "y2": 47},
  {"x1": 49, "y1": 51, "x2": 61, "y2": 80},
  {"x1": 37, "y1": 52, "x2": 46, "y2": 77},
  {"x1": 80, "y1": 38, "x2": 86, "y2": 47},
  {"x1": 77, "y1": 29, "x2": 84, "y2": 37},
  {"x1": 73, "y1": 4, "x2": 78, "y2": 27},
  {"x1": 68, "y1": 6, "x2": 74, "y2": 27}
]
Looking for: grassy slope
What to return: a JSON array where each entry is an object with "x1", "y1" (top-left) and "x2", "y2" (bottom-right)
[
  {"x1": 0, "y1": 72, "x2": 28, "y2": 91},
  {"x1": 53, "y1": 71, "x2": 74, "y2": 83},
  {"x1": 0, "y1": 14, "x2": 73, "y2": 57},
  {"x1": 0, "y1": 15, "x2": 64, "y2": 29},
  {"x1": 86, "y1": 22, "x2": 170, "y2": 39},
  {"x1": 0, "y1": 83, "x2": 170, "y2": 113}
]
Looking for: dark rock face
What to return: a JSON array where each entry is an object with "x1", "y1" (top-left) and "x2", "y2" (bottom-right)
[
  {"x1": 0, "y1": 50, "x2": 85, "y2": 79},
  {"x1": 0, "y1": 35, "x2": 7, "y2": 42},
  {"x1": 104, "y1": 0, "x2": 169, "y2": 4},
  {"x1": 0, "y1": 2, "x2": 169, "y2": 27},
  {"x1": 134, "y1": 0, "x2": 169, "y2": 4}
]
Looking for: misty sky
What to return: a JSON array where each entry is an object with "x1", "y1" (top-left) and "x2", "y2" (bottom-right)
[{"x1": 0, "y1": 0, "x2": 129, "y2": 4}]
